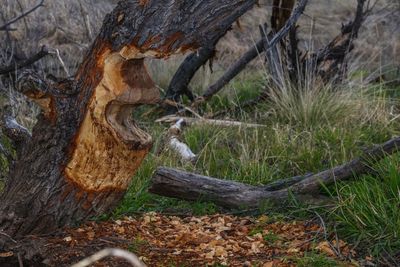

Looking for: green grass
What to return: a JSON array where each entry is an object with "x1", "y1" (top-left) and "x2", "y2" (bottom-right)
[
  {"x1": 114, "y1": 80, "x2": 400, "y2": 262},
  {"x1": 332, "y1": 154, "x2": 400, "y2": 257}
]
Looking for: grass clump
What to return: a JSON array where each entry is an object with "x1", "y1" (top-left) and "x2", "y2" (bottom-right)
[{"x1": 332, "y1": 154, "x2": 400, "y2": 257}]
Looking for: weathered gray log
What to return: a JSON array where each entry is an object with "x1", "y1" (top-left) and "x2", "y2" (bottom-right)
[{"x1": 149, "y1": 136, "x2": 400, "y2": 209}]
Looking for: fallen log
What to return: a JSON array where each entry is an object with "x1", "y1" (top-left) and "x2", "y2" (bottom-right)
[{"x1": 149, "y1": 136, "x2": 400, "y2": 209}]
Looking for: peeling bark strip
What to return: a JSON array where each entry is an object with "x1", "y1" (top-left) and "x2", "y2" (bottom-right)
[
  {"x1": 149, "y1": 136, "x2": 400, "y2": 209},
  {"x1": 0, "y1": 0, "x2": 258, "y2": 239}
]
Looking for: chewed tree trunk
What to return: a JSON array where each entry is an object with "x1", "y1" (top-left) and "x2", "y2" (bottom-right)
[{"x1": 0, "y1": 0, "x2": 256, "y2": 240}]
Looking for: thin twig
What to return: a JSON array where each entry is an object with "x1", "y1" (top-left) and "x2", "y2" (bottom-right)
[
  {"x1": 0, "y1": 0, "x2": 45, "y2": 31},
  {"x1": 77, "y1": 0, "x2": 93, "y2": 40},
  {"x1": 48, "y1": 48, "x2": 70, "y2": 76},
  {"x1": 17, "y1": 253, "x2": 24, "y2": 267}
]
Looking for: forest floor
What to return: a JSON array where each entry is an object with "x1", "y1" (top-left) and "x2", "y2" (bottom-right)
[{"x1": 33, "y1": 213, "x2": 364, "y2": 267}]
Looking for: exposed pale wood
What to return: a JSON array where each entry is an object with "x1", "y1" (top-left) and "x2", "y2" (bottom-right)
[
  {"x1": 65, "y1": 55, "x2": 159, "y2": 192},
  {"x1": 167, "y1": 119, "x2": 197, "y2": 163},
  {"x1": 150, "y1": 136, "x2": 400, "y2": 209}
]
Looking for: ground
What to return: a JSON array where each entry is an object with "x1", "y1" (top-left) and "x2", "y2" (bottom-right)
[{"x1": 6, "y1": 213, "x2": 368, "y2": 267}]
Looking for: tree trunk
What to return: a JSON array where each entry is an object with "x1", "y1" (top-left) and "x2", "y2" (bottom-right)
[{"x1": 0, "y1": 0, "x2": 257, "y2": 240}]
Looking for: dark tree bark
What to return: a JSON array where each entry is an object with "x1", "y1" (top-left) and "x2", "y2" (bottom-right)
[
  {"x1": 271, "y1": 0, "x2": 295, "y2": 31},
  {"x1": 165, "y1": 46, "x2": 215, "y2": 102},
  {"x1": 164, "y1": 0, "x2": 257, "y2": 104},
  {"x1": 0, "y1": 0, "x2": 259, "y2": 241},
  {"x1": 149, "y1": 136, "x2": 400, "y2": 209},
  {"x1": 306, "y1": 0, "x2": 366, "y2": 83}
]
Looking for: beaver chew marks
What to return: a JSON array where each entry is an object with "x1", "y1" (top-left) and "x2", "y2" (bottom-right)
[{"x1": 65, "y1": 51, "x2": 159, "y2": 192}]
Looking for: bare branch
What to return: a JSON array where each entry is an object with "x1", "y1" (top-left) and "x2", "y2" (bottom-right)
[
  {"x1": 0, "y1": 0, "x2": 45, "y2": 31},
  {"x1": 0, "y1": 46, "x2": 49, "y2": 76},
  {"x1": 310, "y1": 0, "x2": 366, "y2": 82},
  {"x1": 164, "y1": 0, "x2": 259, "y2": 104},
  {"x1": 157, "y1": 115, "x2": 267, "y2": 128},
  {"x1": 200, "y1": 0, "x2": 308, "y2": 100},
  {"x1": 165, "y1": 46, "x2": 215, "y2": 103}
]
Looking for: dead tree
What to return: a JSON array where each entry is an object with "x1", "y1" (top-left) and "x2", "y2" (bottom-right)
[
  {"x1": 0, "y1": 0, "x2": 259, "y2": 241},
  {"x1": 164, "y1": 0, "x2": 257, "y2": 106},
  {"x1": 201, "y1": 0, "x2": 308, "y2": 101},
  {"x1": 164, "y1": 0, "x2": 364, "y2": 107}
]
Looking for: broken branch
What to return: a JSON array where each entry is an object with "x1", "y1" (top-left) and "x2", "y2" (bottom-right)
[
  {"x1": 165, "y1": 46, "x2": 215, "y2": 103},
  {"x1": 0, "y1": 0, "x2": 45, "y2": 31},
  {"x1": 167, "y1": 119, "x2": 197, "y2": 163},
  {"x1": 200, "y1": 0, "x2": 308, "y2": 100},
  {"x1": 0, "y1": 46, "x2": 49, "y2": 76},
  {"x1": 164, "y1": 0, "x2": 258, "y2": 103}
]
